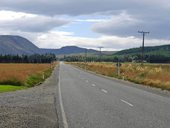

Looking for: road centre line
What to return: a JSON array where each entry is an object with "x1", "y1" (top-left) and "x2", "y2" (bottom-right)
[
  {"x1": 120, "y1": 99, "x2": 134, "y2": 107},
  {"x1": 101, "y1": 89, "x2": 108, "y2": 93},
  {"x1": 92, "y1": 84, "x2": 96, "y2": 87}
]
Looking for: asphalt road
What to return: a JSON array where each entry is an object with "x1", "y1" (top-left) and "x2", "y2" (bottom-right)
[{"x1": 59, "y1": 62, "x2": 170, "y2": 128}]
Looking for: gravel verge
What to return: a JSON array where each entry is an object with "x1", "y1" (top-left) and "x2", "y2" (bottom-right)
[{"x1": 0, "y1": 67, "x2": 59, "y2": 128}]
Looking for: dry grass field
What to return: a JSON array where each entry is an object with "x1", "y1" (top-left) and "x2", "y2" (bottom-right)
[
  {"x1": 68, "y1": 62, "x2": 170, "y2": 90},
  {"x1": 0, "y1": 63, "x2": 57, "y2": 87}
]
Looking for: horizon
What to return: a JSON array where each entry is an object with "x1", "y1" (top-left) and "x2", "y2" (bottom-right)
[
  {"x1": 41, "y1": 44, "x2": 170, "y2": 52},
  {"x1": 0, "y1": 1, "x2": 170, "y2": 51},
  {"x1": 0, "y1": 34, "x2": 169, "y2": 52}
]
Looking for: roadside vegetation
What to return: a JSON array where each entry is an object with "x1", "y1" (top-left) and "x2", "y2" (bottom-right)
[
  {"x1": 0, "y1": 85, "x2": 27, "y2": 93},
  {"x1": 68, "y1": 62, "x2": 170, "y2": 90},
  {"x1": 0, "y1": 63, "x2": 57, "y2": 93}
]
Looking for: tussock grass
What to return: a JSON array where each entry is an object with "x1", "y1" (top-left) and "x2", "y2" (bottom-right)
[
  {"x1": 0, "y1": 63, "x2": 57, "y2": 87},
  {"x1": 68, "y1": 62, "x2": 170, "y2": 91}
]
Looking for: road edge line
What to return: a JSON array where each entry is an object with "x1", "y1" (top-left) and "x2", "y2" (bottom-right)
[{"x1": 58, "y1": 70, "x2": 69, "y2": 128}]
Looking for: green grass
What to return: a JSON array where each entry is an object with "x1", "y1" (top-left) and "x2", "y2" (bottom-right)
[
  {"x1": 25, "y1": 68, "x2": 53, "y2": 87},
  {"x1": 0, "y1": 85, "x2": 27, "y2": 93}
]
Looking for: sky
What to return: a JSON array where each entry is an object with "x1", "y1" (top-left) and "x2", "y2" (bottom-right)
[{"x1": 0, "y1": 0, "x2": 170, "y2": 51}]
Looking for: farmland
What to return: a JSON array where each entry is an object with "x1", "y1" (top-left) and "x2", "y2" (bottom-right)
[
  {"x1": 0, "y1": 63, "x2": 57, "y2": 92},
  {"x1": 68, "y1": 62, "x2": 170, "y2": 90}
]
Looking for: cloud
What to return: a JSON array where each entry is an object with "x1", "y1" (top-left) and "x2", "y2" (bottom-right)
[
  {"x1": 33, "y1": 30, "x2": 170, "y2": 51},
  {"x1": 0, "y1": 28, "x2": 169, "y2": 51},
  {"x1": 76, "y1": 19, "x2": 108, "y2": 23},
  {"x1": 0, "y1": 1, "x2": 170, "y2": 38},
  {"x1": 0, "y1": 0, "x2": 169, "y2": 50},
  {"x1": 0, "y1": 0, "x2": 169, "y2": 16},
  {"x1": 92, "y1": 12, "x2": 141, "y2": 36},
  {"x1": 0, "y1": 11, "x2": 70, "y2": 32},
  {"x1": 0, "y1": 0, "x2": 130, "y2": 16},
  {"x1": 91, "y1": 10, "x2": 170, "y2": 39}
]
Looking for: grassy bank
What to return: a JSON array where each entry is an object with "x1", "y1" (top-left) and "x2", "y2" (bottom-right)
[
  {"x1": 25, "y1": 67, "x2": 54, "y2": 87},
  {"x1": 68, "y1": 62, "x2": 170, "y2": 91},
  {"x1": 0, "y1": 62, "x2": 57, "y2": 93},
  {"x1": 0, "y1": 85, "x2": 27, "y2": 93}
]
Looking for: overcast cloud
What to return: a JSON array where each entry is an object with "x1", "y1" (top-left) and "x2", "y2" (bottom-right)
[
  {"x1": 0, "y1": 0, "x2": 169, "y2": 16},
  {"x1": 0, "y1": 11, "x2": 70, "y2": 32},
  {"x1": 0, "y1": 0, "x2": 169, "y2": 50}
]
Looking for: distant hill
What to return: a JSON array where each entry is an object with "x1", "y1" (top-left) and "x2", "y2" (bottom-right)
[
  {"x1": 102, "y1": 51, "x2": 117, "y2": 55},
  {"x1": 41, "y1": 46, "x2": 97, "y2": 55},
  {"x1": 0, "y1": 35, "x2": 169, "y2": 61},
  {"x1": 0, "y1": 35, "x2": 97, "y2": 55},
  {"x1": 114, "y1": 44, "x2": 170, "y2": 56},
  {"x1": 0, "y1": 35, "x2": 41, "y2": 55}
]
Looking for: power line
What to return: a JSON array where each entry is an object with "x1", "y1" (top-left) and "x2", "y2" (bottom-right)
[{"x1": 138, "y1": 31, "x2": 149, "y2": 65}]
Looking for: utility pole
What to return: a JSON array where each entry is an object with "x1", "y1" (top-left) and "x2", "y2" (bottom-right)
[
  {"x1": 98, "y1": 47, "x2": 103, "y2": 62},
  {"x1": 84, "y1": 49, "x2": 87, "y2": 70},
  {"x1": 138, "y1": 31, "x2": 149, "y2": 65},
  {"x1": 85, "y1": 49, "x2": 87, "y2": 62},
  {"x1": 117, "y1": 59, "x2": 120, "y2": 76}
]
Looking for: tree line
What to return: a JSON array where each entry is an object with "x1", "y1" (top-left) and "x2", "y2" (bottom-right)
[
  {"x1": 61, "y1": 54, "x2": 170, "y2": 63},
  {"x1": 0, "y1": 54, "x2": 57, "y2": 63}
]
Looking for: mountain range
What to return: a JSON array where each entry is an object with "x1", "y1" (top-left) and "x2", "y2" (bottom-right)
[
  {"x1": 41, "y1": 46, "x2": 97, "y2": 55},
  {"x1": 0, "y1": 35, "x2": 169, "y2": 57},
  {"x1": 0, "y1": 35, "x2": 97, "y2": 55}
]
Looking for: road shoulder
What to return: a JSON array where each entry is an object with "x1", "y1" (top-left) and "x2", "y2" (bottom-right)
[{"x1": 0, "y1": 67, "x2": 59, "y2": 128}]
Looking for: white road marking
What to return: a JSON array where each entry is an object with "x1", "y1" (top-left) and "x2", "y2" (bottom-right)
[
  {"x1": 101, "y1": 89, "x2": 108, "y2": 93},
  {"x1": 58, "y1": 73, "x2": 69, "y2": 128},
  {"x1": 92, "y1": 84, "x2": 96, "y2": 87},
  {"x1": 120, "y1": 99, "x2": 134, "y2": 107}
]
